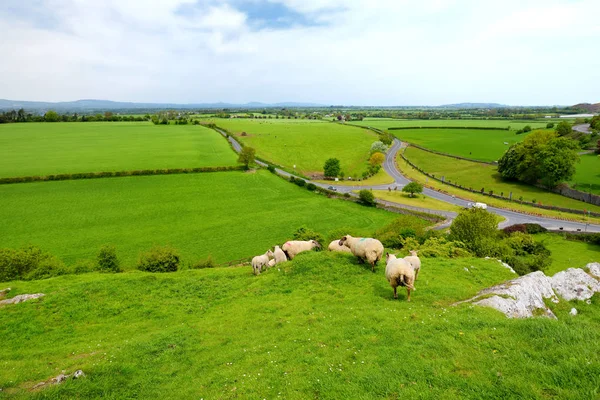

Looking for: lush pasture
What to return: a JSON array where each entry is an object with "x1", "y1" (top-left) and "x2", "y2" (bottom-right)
[
  {"x1": 403, "y1": 147, "x2": 600, "y2": 213},
  {"x1": 0, "y1": 122, "x2": 237, "y2": 178},
  {"x1": 570, "y1": 153, "x2": 600, "y2": 195},
  {"x1": 0, "y1": 171, "x2": 399, "y2": 267},
  {"x1": 372, "y1": 190, "x2": 462, "y2": 213},
  {"x1": 2, "y1": 253, "x2": 599, "y2": 399},
  {"x1": 535, "y1": 233, "x2": 600, "y2": 275},
  {"x1": 389, "y1": 128, "x2": 527, "y2": 162},
  {"x1": 352, "y1": 118, "x2": 552, "y2": 131},
  {"x1": 208, "y1": 119, "x2": 378, "y2": 177}
]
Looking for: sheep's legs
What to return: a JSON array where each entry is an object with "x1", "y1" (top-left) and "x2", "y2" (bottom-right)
[
  {"x1": 393, "y1": 287, "x2": 397, "y2": 299},
  {"x1": 407, "y1": 288, "x2": 411, "y2": 302},
  {"x1": 415, "y1": 269, "x2": 419, "y2": 281}
]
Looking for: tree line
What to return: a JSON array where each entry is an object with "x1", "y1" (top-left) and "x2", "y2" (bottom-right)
[{"x1": 0, "y1": 109, "x2": 148, "y2": 124}]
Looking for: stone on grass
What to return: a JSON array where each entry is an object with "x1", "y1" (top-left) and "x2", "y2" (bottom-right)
[
  {"x1": 587, "y1": 262, "x2": 600, "y2": 279},
  {"x1": 551, "y1": 268, "x2": 600, "y2": 301},
  {"x1": 0, "y1": 293, "x2": 45, "y2": 306}
]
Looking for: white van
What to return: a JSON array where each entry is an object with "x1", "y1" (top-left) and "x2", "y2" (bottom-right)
[{"x1": 467, "y1": 202, "x2": 488, "y2": 210}]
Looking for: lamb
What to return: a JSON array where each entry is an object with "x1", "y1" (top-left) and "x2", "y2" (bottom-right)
[
  {"x1": 281, "y1": 240, "x2": 321, "y2": 260},
  {"x1": 403, "y1": 250, "x2": 421, "y2": 281},
  {"x1": 385, "y1": 253, "x2": 415, "y2": 301},
  {"x1": 251, "y1": 250, "x2": 273, "y2": 275},
  {"x1": 267, "y1": 259, "x2": 276, "y2": 268},
  {"x1": 273, "y1": 245, "x2": 288, "y2": 264},
  {"x1": 338, "y1": 235, "x2": 384, "y2": 272},
  {"x1": 328, "y1": 240, "x2": 352, "y2": 253}
]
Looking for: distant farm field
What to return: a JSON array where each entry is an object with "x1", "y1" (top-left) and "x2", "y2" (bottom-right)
[
  {"x1": 351, "y1": 119, "x2": 551, "y2": 131},
  {"x1": 402, "y1": 146, "x2": 600, "y2": 213},
  {"x1": 0, "y1": 122, "x2": 237, "y2": 178},
  {"x1": 208, "y1": 119, "x2": 378, "y2": 177},
  {"x1": 0, "y1": 171, "x2": 399, "y2": 266},
  {"x1": 570, "y1": 153, "x2": 600, "y2": 195}
]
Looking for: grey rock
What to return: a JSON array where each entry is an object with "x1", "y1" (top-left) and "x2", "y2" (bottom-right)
[
  {"x1": 551, "y1": 268, "x2": 600, "y2": 301},
  {"x1": 0, "y1": 288, "x2": 10, "y2": 296},
  {"x1": 0, "y1": 293, "x2": 45, "y2": 305},
  {"x1": 73, "y1": 370, "x2": 85, "y2": 379},
  {"x1": 51, "y1": 374, "x2": 68, "y2": 385},
  {"x1": 587, "y1": 262, "x2": 600, "y2": 279},
  {"x1": 570, "y1": 308, "x2": 578, "y2": 316}
]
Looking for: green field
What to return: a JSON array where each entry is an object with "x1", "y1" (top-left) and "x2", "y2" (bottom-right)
[
  {"x1": 389, "y1": 128, "x2": 529, "y2": 162},
  {"x1": 207, "y1": 119, "x2": 378, "y2": 177},
  {"x1": 351, "y1": 118, "x2": 552, "y2": 131},
  {"x1": 2, "y1": 252, "x2": 599, "y2": 398},
  {"x1": 403, "y1": 147, "x2": 600, "y2": 213},
  {"x1": 0, "y1": 171, "x2": 399, "y2": 267},
  {"x1": 0, "y1": 122, "x2": 238, "y2": 178},
  {"x1": 372, "y1": 190, "x2": 462, "y2": 213},
  {"x1": 535, "y1": 233, "x2": 600, "y2": 275},
  {"x1": 570, "y1": 153, "x2": 600, "y2": 195}
]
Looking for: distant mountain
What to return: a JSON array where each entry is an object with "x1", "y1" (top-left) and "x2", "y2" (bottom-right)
[
  {"x1": 0, "y1": 99, "x2": 325, "y2": 111},
  {"x1": 571, "y1": 103, "x2": 600, "y2": 114},
  {"x1": 440, "y1": 103, "x2": 508, "y2": 109}
]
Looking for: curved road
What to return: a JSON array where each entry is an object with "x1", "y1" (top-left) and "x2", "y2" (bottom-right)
[{"x1": 216, "y1": 128, "x2": 600, "y2": 232}]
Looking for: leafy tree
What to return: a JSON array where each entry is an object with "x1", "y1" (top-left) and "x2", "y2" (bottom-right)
[
  {"x1": 555, "y1": 121, "x2": 572, "y2": 136},
  {"x1": 546, "y1": 122, "x2": 555, "y2": 129},
  {"x1": 591, "y1": 116, "x2": 600, "y2": 130},
  {"x1": 449, "y1": 208, "x2": 498, "y2": 256},
  {"x1": 358, "y1": 189, "x2": 376, "y2": 206},
  {"x1": 44, "y1": 110, "x2": 60, "y2": 122},
  {"x1": 323, "y1": 158, "x2": 341, "y2": 178},
  {"x1": 402, "y1": 182, "x2": 423, "y2": 197},
  {"x1": 522, "y1": 125, "x2": 532, "y2": 133},
  {"x1": 237, "y1": 146, "x2": 256, "y2": 169},
  {"x1": 369, "y1": 152, "x2": 385, "y2": 166},
  {"x1": 535, "y1": 137, "x2": 579, "y2": 187},
  {"x1": 97, "y1": 245, "x2": 120, "y2": 273},
  {"x1": 596, "y1": 139, "x2": 600, "y2": 155},
  {"x1": 380, "y1": 131, "x2": 394, "y2": 146},
  {"x1": 370, "y1": 141, "x2": 388, "y2": 155}
]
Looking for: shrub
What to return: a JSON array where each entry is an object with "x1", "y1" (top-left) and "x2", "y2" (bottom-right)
[
  {"x1": 192, "y1": 255, "x2": 215, "y2": 269},
  {"x1": 267, "y1": 165, "x2": 276, "y2": 173},
  {"x1": 523, "y1": 223, "x2": 547, "y2": 234},
  {"x1": 72, "y1": 259, "x2": 96, "y2": 274},
  {"x1": 374, "y1": 216, "x2": 426, "y2": 249},
  {"x1": 97, "y1": 245, "x2": 121, "y2": 273},
  {"x1": 358, "y1": 189, "x2": 376, "y2": 206},
  {"x1": 137, "y1": 246, "x2": 180, "y2": 273},
  {"x1": 370, "y1": 141, "x2": 388, "y2": 155},
  {"x1": 25, "y1": 257, "x2": 68, "y2": 280},
  {"x1": 289, "y1": 176, "x2": 296, "y2": 184},
  {"x1": 293, "y1": 226, "x2": 324, "y2": 246},
  {"x1": 294, "y1": 178, "x2": 306, "y2": 187},
  {"x1": 0, "y1": 246, "x2": 66, "y2": 282},
  {"x1": 546, "y1": 122, "x2": 555, "y2": 129},
  {"x1": 306, "y1": 183, "x2": 317, "y2": 191},
  {"x1": 503, "y1": 224, "x2": 527, "y2": 235},
  {"x1": 450, "y1": 208, "x2": 498, "y2": 255}
]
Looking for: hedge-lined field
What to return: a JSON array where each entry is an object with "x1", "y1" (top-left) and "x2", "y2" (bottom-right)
[
  {"x1": 0, "y1": 171, "x2": 399, "y2": 266},
  {"x1": 0, "y1": 122, "x2": 238, "y2": 178},
  {"x1": 206, "y1": 119, "x2": 378, "y2": 177},
  {"x1": 351, "y1": 118, "x2": 552, "y2": 131},
  {"x1": 570, "y1": 153, "x2": 600, "y2": 195}
]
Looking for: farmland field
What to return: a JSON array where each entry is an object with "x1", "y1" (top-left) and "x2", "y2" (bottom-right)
[
  {"x1": 351, "y1": 118, "x2": 552, "y2": 131},
  {"x1": 535, "y1": 233, "x2": 600, "y2": 275},
  {"x1": 402, "y1": 146, "x2": 600, "y2": 213},
  {"x1": 0, "y1": 171, "x2": 400, "y2": 266},
  {"x1": 570, "y1": 153, "x2": 600, "y2": 195},
  {"x1": 0, "y1": 122, "x2": 237, "y2": 178},
  {"x1": 372, "y1": 190, "x2": 462, "y2": 213},
  {"x1": 207, "y1": 119, "x2": 378, "y2": 177}
]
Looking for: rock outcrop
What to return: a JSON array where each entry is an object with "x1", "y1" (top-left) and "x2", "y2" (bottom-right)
[
  {"x1": 587, "y1": 262, "x2": 600, "y2": 279},
  {"x1": 551, "y1": 268, "x2": 600, "y2": 301},
  {"x1": 0, "y1": 293, "x2": 45, "y2": 305}
]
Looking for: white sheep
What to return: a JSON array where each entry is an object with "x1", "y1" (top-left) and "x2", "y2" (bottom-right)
[
  {"x1": 403, "y1": 250, "x2": 421, "y2": 281},
  {"x1": 273, "y1": 245, "x2": 288, "y2": 264},
  {"x1": 338, "y1": 235, "x2": 384, "y2": 272},
  {"x1": 328, "y1": 240, "x2": 352, "y2": 253},
  {"x1": 267, "y1": 259, "x2": 276, "y2": 268},
  {"x1": 252, "y1": 250, "x2": 273, "y2": 275},
  {"x1": 385, "y1": 253, "x2": 415, "y2": 301},
  {"x1": 282, "y1": 240, "x2": 321, "y2": 260}
]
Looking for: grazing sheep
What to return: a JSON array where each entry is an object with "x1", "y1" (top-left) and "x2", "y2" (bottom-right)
[
  {"x1": 385, "y1": 253, "x2": 415, "y2": 301},
  {"x1": 273, "y1": 245, "x2": 288, "y2": 264},
  {"x1": 338, "y1": 235, "x2": 384, "y2": 272},
  {"x1": 404, "y1": 250, "x2": 421, "y2": 281},
  {"x1": 252, "y1": 250, "x2": 273, "y2": 275},
  {"x1": 267, "y1": 259, "x2": 276, "y2": 268},
  {"x1": 282, "y1": 240, "x2": 321, "y2": 260},
  {"x1": 328, "y1": 240, "x2": 352, "y2": 253}
]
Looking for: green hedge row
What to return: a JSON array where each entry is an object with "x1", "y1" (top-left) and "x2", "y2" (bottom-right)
[{"x1": 389, "y1": 126, "x2": 508, "y2": 131}]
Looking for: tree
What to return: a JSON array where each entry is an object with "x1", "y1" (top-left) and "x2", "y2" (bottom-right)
[
  {"x1": 555, "y1": 121, "x2": 572, "y2": 136},
  {"x1": 596, "y1": 139, "x2": 600, "y2": 155},
  {"x1": 369, "y1": 152, "x2": 385, "y2": 166},
  {"x1": 380, "y1": 131, "x2": 394, "y2": 146},
  {"x1": 237, "y1": 146, "x2": 256, "y2": 169},
  {"x1": 546, "y1": 122, "x2": 555, "y2": 129},
  {"x1": 370, "y1": 141, "x2": 388, "y2": 155},
  {"x1": 591, "y1": 116, "x2": 600, "y2": 130},
  {"x1": 449, "y1": 208, "x2": 498, "y2": 256},
  {"x1": 44, "y1": 110, "x2": 59, "y2": 122},
  {"x1": 323, "y1": 158, "x2": 341, "y2": 178},
  {"x1": 535, "y1": 137, "x2": 579, "y2": 187},
  {"x1": 402, "y1": 182, "x2": 423, "y2": 197},
  {"x1": 358, "y1": 189, "x2": 376, "y2": 206}
]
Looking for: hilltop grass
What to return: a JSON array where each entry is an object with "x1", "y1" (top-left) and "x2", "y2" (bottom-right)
[
  {"x1": 371, "y1": 190, "x2": 462, "y2": 213},
  {"x1": 570, "y1": 153, "x2": 600, "y2": 195},
  {"x1": 207, "y1": 119, "x2": 378, "y2": 177},
  {"x1": 1, "y1": 253, "x2": 599, "y2": 399},
  {"x1": 350, "y1": 118, "x2": 552, "y2": 131},
  {"x1": 0, "y1": 122, "x2": 238, "y2": 178},
  {"x1": 0, "y1": 171, "x2": 401, "y2": 267},
  {"x1": 403, "y1": 146, "x2": 600, "y2": 214},
  {"x1": 535, "y1": 233, "x2": 600, "y2": 275}
]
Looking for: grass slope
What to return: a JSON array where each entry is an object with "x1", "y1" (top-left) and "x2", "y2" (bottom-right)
[
  {"x1": 570, "y1": 153, "x2": 600, "y2": 195},
  {"x1": 1, "y1": 253, "x2": 599, "y2": 399},
  {"x1": 403, "y1": 146, "x2": 600, "y2": 213},
  {"x1": 536, "y1": 233, "x2": 600, "y2": 275},
  {"x1": 0, "y1": 122, "x2": 237, "y2": 178},
  {"x1": 0, "y1": 171, "x2": 399, "y2": 267},
  {"x1": 351, "y1": 119, "x2": 552, "y2": 131},
  {"x1": 208, "y1": 119, "x2": 378, "y2": 177}
]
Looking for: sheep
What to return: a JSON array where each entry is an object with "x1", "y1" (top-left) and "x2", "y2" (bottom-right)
[
  {"x1": 328, "y1": 240, "x2": 352, "y2": 253},
  {"x1": 273, "y1": 245, "x2": 288, "y2": 264},
  {"x1": 385, "y1": 253, "x2": 415, "y2": 301},
  {"x1": 251, "y1": 250, "x2": 273, "y2": 275},
  {"x1": 281, "y1": 240, "x2": 321, "y2": 260},
  {"x1": 403, "y1": 250, "x2": 421, "y2": 281},
  {"x1": 338, "y1": 235, "x2": 384, "y2": 272},
  {"x1": 267, "y1": 259, "x2": 276, "y2": 268}
]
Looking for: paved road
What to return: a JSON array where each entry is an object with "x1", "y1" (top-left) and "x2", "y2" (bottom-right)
[
  {"x1": 573, "y1": 124, "x2": 591, "y2": 134},
  {"x1": 216, "y1": 128, "x2": 600, "y2": 232}
]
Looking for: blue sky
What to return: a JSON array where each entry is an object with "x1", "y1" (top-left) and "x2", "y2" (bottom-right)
[{"x1": 1, "y1": 0, "x2": 599, "y2": 106}]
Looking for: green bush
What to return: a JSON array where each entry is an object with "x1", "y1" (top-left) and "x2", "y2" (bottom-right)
[
  {"x1": 191, "y1": 255, "x2": 215, "y2": 269},
  {"x1": 0, "y1": 246, "x2": 66, "y2": 282},
  {"x1": 358, "y1": 189, "x2": 376, "y2": 206},
  {"x1": 72, "y1": 259, "x2": 97, "y2": 274},
  {"x1": 523, "y1": 223, "x2": 548, "y2": 234},
  {"x1": 374, "y1": 216, "x2": 426, "y2": 249},
  {"x1": 450, "y1": 209, "x2": 498, "y2": 256},
  {"x1": 137, "y1": 246, "x2": 180, "y2": 273},
  {"x1": 25, "y1": 258, "x2": 68, "y2": 280},
  {"x1": 267, "y1": 165, "x2": 276, "y2": 173},
  {"x1": 97, "y1": 245, "x2": 121, "y2": 273},
  {"x1": 294, "y1": 178, "x2": 306, "y2": 187},
  {"x1": 306, "y1": 183, "x2": 317, "y2": 191},
  {"x1": 293, "y1": 227, "x2": 324, "y2": 247}
]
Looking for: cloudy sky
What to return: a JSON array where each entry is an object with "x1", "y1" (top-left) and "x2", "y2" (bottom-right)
[{"x1": 1, "y1": 0, "x2": 599, "y2": 106}]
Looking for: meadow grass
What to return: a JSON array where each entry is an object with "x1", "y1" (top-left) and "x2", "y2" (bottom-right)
[
  {"x1": 351, "y1": 118, "x2": 552, "y2": 131},
  {"x1": 403, "y1": 146, "x2": 600, "y2": 214},
  {"x1": 371, "y1": 190, "x2": 462, "y2": 213},
  {"x1": 0, "y1": 122, "x2": 237, "y2": 178},
  {"x1": 0, "y1": 171, "x2": 400, "y2": 267},
  {"x1": 1, "y1": 252, "x2": 598, "y2": 399},
  {"x1": 570, "y1": 153, "x2": 600, "y2": 195},
  {"x1": 206, "y1": 119, "x2": 379, "y2": 177},
  {"x1": 315, "y1": 168, "x2": 394, "y2": 186},
  {"x1": 535, "y1": 233, "x2": 600, "y2": 275}
]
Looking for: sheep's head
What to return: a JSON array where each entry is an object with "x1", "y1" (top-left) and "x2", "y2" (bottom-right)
[
  {"x1": 386, "y1": 252, "x2": 396, "y2": 262},
  {"x1": 338, "y1": 236, "x2": 348, "y2": 247},
  {"x1": 311, "y1": 240, "x2": 322, "y2": 250},
  {"x1": 267, "y1": 250, "x2": 274, "y2": 258},
  {"x1": 409, "y1": 250, "x2": 419, "y2": 257}
]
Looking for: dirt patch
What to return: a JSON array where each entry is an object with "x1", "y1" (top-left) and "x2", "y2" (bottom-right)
[{"x1": 235, "y1": 132, "x2": 255, "y2": 138}]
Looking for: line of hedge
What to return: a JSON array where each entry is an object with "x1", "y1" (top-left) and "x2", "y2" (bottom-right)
[
  {"x1": 389, "y1": 126, "x2": 508, "y2": 131},
  {"x1": 0, "y1": 166, "x2": 246, "y2": 185}
]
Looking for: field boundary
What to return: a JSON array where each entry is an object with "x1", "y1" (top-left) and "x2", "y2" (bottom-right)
[
  {"x1": 389, "y1": 126, "x2": 508, "y2": 131},
  {"x1": 551, "y1": 184, "x2": 600, "y2": 207},
  {"x1": 0, "y1": 166, "x2": 246, "y2": 185},
  {"x1": 400, "y1": 146, "x2": 600, "y2": 218},
  {"x1": 395, "y1": 140, "x2": 498, "y2": 165}
]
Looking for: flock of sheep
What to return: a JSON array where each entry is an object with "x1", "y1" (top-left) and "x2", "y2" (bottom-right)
[{"x1": 251, "y1": 235, "x2": 421, "y2": 301}]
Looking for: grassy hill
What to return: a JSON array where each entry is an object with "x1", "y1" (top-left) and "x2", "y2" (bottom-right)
[{"x1": 1, "y1": 252, "x2": 598, "y2": 398}]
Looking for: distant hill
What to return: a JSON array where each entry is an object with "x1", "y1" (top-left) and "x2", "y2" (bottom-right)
[
  {"x1": 440, "y1": 103, "x2": 508, "y2": 109},
  {"x1": 571, "y1": 103, "x2": 600, "y2": 114},
  {"x1": 0, "y1": 99, "x2": 324, "y2": 111}
]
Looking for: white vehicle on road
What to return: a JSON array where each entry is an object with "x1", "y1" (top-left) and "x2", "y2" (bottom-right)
[{"x1": 467, "y1": 202, "x2": 488, "y2": 210}]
